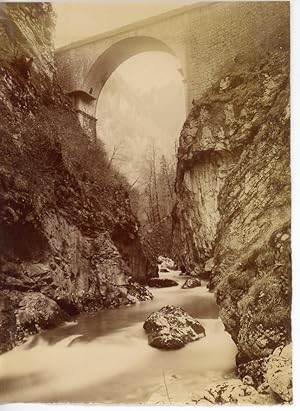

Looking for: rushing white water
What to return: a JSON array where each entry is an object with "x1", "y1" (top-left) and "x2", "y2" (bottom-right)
[{"x1": 0, "y1": 271, "x2": 237, "y2": 404}]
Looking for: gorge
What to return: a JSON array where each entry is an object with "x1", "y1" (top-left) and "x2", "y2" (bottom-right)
[{"x1": 0, "y1": 1, "x2": 292, "y2": 406}]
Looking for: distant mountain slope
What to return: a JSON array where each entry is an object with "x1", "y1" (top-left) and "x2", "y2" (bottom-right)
[{"x1": 96, "y1": 70, "x2": 185, "y2": 185}]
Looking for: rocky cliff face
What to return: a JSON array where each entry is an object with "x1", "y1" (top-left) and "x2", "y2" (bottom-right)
[
  {"x1": 173, "y1": 40, "x2": 291, "y2": 381},
  {"x1": 0, "y1": 3, "x2": 152, "y2": 354}
]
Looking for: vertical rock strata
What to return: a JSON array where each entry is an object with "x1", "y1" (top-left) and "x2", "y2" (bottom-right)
[
  {"x1": 173, "y1": 45, "x2": 291, "y2": 378},
  {"x1": 0, "y1": 3, "x2": 152, "y2": 353}
]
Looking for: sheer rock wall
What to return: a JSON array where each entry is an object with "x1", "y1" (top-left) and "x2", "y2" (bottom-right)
[
  {"x1": 0, "y1": 3, "x2": 152, "y2": 353},
  {"x1": 173, "y1": 39, "x2": 291, "y2": 372}
]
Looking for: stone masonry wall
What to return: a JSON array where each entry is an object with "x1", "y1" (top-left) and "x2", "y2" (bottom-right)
[{"x1": 55, "y1": 2, "x2": 289, "y2": 115}]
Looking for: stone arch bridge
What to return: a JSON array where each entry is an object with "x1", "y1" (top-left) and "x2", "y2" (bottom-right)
[{"x1": 55, "y1": 1, "x2": 289, "y2": 140}]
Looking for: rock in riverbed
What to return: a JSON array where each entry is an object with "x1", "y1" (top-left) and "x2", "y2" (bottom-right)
[
  {"x1": 182, "y1": 277, "x2": 202, "y2": 289},
  {"x1": 158, "y1": 256, "x2": 177, "y2": 271},
  {"x1": 126, "y1": 281, "x2": 153, "y2": 303},
  {"x1": 16, "y1": 292, "x2": 70, "y2": 334},
  {"x1": 148, "y1": 278, "x2": 178, "y2": 288},
  {"x1": 194, "y1": 379, "x2": 277, "y2": 405},
  {"x1": 143, "y1": 305, "x2": 205, "y2": 349},
  {"x1": 266, "y1": 344, "x2": 292, "y2": 402},
  {"x1": 194, "y1": 344, "x2": 293, "y2": 405},
  {"x1": 159, "y1": 268, "x2": 170, "y2": 273}
]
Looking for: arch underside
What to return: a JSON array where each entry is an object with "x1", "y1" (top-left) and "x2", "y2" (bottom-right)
[{"x1": 78, "y1": 36, "x2": 180, "y2": 116}]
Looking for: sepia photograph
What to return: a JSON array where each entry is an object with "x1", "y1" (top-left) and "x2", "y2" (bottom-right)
[{"x1": 0, "y1": 0, "x2": 294, "y2": 406}]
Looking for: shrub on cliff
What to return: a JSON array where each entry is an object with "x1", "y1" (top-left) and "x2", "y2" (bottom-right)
[{"x1": 0, "y1": 91, "x2": 135, "y2": 236}]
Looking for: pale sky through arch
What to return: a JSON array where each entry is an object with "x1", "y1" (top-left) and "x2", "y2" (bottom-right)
[
  {"x1": 53, "y1": 1, "x2": 187, "y2": 185},
  {"x1": 53, "y1": 1, "x2": 192, "y2": 91}
]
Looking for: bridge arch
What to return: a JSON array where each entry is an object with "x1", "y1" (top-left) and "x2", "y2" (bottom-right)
[
  {"x1": 70, "y1": 36, "x2": 185, "y2": 139},
  {"x1": 56, "y1": 2, "x2": 289, "y2": 141}
]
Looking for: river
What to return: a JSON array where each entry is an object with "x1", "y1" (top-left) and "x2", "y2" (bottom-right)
[{"x1": 0, "y1": 271, "x2": 237, "y2": 404}]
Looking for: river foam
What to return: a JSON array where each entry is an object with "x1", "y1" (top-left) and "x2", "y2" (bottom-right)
[{"x1": 0, "y1": 271, "x2": 237, "y2": 403}]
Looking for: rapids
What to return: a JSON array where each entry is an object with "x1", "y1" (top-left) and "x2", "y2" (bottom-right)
[{"x1": 0, "y1": 271, "x2": 237, "y2": 404}]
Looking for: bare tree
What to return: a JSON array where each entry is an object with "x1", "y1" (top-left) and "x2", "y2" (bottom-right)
[
  {"x1": 153, "y1": 145, "x2": 162, "y2": 223},
  {"x1": 128, "y1": 176, "x2": 140, "y2": 190},
  {"x1": 107, "y1": 140, "x2": 126, "y2": 169},
  {"x1": 160, "y1": 155, "x2": 174, "y2": 203}
]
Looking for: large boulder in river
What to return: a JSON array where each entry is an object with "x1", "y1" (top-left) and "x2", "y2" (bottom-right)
[
  {"x1": 16, "y1": 292, "x2": 70, "y2": 334},
  {"x1": 148, "y1": 278, "x2": 178, "y2": 288},
  {"x1": 182, "y1": 277, "x2": 202, "y2": 289},
  {"x1": 143, "y1": 305, "x2": 205, "y2": 349}
]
